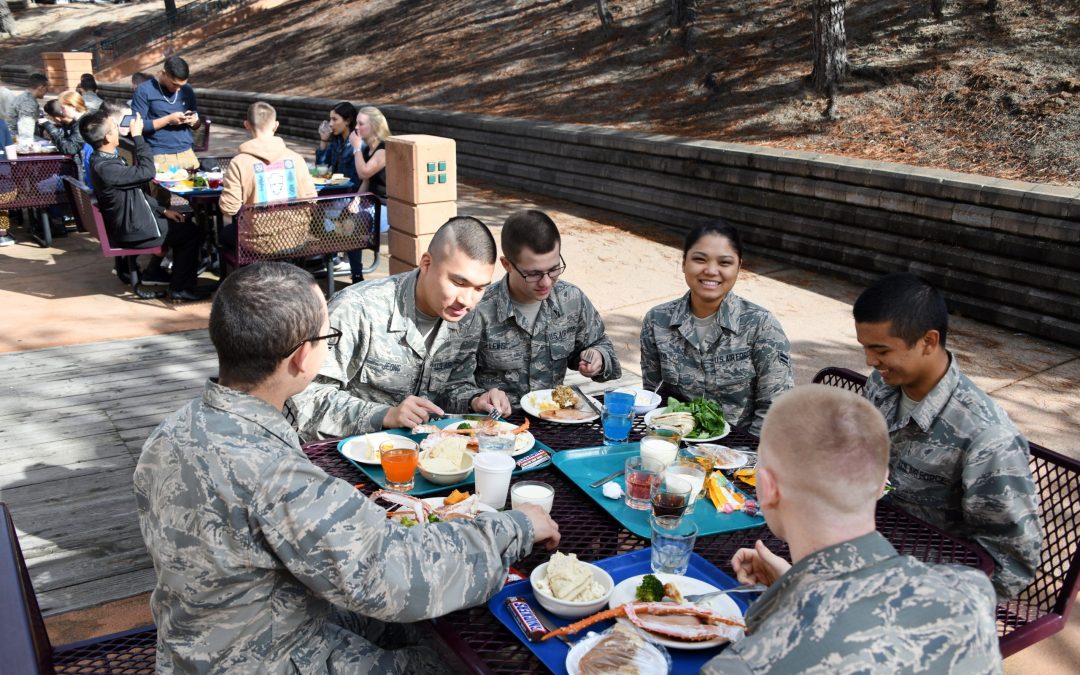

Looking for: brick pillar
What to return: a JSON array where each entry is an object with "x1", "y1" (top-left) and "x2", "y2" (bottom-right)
[
  {"x1": 385, "y1": 135, "x2": 457, "y2": 274},
  {"x1": 42, "y1": 52, "x2": 94, "y2": 94}
]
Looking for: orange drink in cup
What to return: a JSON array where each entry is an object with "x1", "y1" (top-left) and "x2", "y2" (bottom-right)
[{"x1": 381, "y1": 447, "x2": 419, "y2": 491}]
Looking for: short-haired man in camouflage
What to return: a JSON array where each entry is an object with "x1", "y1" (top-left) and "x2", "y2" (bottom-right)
[
  {"x1": 455, "y1": 210, "x2": 621, "y2": 408},
  {"x1": 292, "y1": 216, "x2": 512, "y2": 440},
  {"x1": 134, "y1": 262, "x2": 560, "y2": 673},
  {"x1": 854, "y1": 272, "x2": 1041, "y2": 600},
  {"x1": 702, "y1": 385, "x2": 1002, "y2": 674},
  {"x1": 640, "y1": 220, "x2": 792, "y2": 436}
]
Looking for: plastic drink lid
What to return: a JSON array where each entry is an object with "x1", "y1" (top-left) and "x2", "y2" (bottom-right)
[{"x1": 473, "y1": 453, "x2": 515, "y2": 471}]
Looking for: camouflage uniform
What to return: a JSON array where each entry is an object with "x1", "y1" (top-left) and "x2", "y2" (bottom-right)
[
  {"x1": 865, "y1": 355, "x2": 1042, "y2": 600},
  {"x1": 640, "y1": 292, "x2": 793, "y2": 436},
  {"x1": 702, "y1": 532, "x2": 1002, "y2": 675},
  {"x1": 455, "y1": 277, "x2": 621, "y2": 407},
  {"x1": 291, "y1": 269, "x2": 483, "y2": 440},
  {"x1": 134, "y1": 380, "x2": 534, "y2": 674}
]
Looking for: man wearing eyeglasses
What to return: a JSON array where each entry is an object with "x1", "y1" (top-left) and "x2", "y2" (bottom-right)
[
  {"x1": 292, "y1": 216, "x2": 511, "y2": 439},
  {"x1": 135, "y1": 262, "x2": 560, "y2": 673},
  {"x1": 453, "y1": 210, "x2": 620, "y2": 409}
]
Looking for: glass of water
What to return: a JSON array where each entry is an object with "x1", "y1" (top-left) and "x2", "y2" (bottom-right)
[
  {"x1": 477, "y1": 427, "x2": 516, "y2": 453},
  {"x1": 650, "y1": 516, "x2": 698, "y2": 575}
]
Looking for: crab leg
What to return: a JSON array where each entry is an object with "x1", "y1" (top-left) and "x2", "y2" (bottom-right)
[
  {"x1": 540, "y1": 606, "x2": 627, "y2": 641},
  {"x1": 371, "y1": 490, "x2": 431, "y2": 523},
  {"x1": 510, "y1": 419, "x2": 530, "y2": 434}
]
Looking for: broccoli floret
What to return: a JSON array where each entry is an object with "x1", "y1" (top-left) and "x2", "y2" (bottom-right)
[
  {"x1": 427, "y1": 513, "x2": 441, "y2": 523},
  {"x1": 635, "y1": 574, "x2": 665, "y2": 602},
  {"x1": 458, "y1": 422, "x2": 471, "y2": 430},
  {"x1": 399, "y1": 516, "x2": 417, "y2": 527}
]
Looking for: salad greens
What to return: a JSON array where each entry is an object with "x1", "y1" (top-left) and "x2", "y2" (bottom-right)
[{"x1": 666, "y1": 396, "x2": 727, "y2": 439}]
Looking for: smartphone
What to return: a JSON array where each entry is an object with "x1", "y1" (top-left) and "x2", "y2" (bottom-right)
[{"x1": 120, "y1": 114, "x2": 135, "y2": 127}]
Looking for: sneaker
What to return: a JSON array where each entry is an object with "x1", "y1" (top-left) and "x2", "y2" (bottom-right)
[
  {"x1": 333, "y1": 256, "x2": 351, "y2": 274},
  {"x1": 141, "y1": 267, "x2": 172, "y2": 286},
  {"x1": 0, "y1": 234, "x2": 14, "y2": 247}
]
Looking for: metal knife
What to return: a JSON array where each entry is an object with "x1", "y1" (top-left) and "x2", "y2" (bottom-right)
[
  {"x1": 572, "y1": 384, "x2": 604, "y2": 417},
  {"x1": 532, "y1": 603, "x2": 574, "y2": 646},
  {"x1": 589, "y1": 469, "x2": 624, "y2": 488}
]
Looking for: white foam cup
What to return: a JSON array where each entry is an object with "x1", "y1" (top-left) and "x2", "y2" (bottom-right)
[{"x1": 473, "y1": 452, "x2": 516, "y2": 509}]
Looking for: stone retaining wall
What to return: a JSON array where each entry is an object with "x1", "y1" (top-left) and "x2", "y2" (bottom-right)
[{"x1": 99, "y1": 83, "x2": 1080, "y2": 347}]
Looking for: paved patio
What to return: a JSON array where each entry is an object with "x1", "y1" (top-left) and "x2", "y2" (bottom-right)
[{"x1": 0, "y1": 124, "x2": 1074, "y2": 670}]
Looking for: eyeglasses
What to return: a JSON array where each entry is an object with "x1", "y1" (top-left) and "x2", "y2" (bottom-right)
[
  {"x1": 509, "y1": 255, "x2": 567, "y2": 283},
  {"x1": 283, "y1": 326, "x2": 342, "y2": 359}
]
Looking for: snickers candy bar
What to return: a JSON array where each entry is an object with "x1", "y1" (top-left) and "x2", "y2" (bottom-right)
[{"x1": 505, "y1": 595, "x2": 549, "y2": 642}]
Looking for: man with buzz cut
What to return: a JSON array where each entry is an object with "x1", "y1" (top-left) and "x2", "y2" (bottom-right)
[
  {"x1": 853, "y1": 272, "x2": 1041, "y2": 600},
  {"x1": 455, "y1": 209, "x2": 620, "y2": 408},
  {"x1": 135, "y1": 261, "x2": 559, "y2": 673},
  {"x1": 292, "y1": 216, "x2": 512, "y2": 440},
  {"x1": 702, "y1": 385, "x2": 1002, "y2": 674}
]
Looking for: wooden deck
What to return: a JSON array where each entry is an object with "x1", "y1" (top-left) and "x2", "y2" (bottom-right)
[
  {"x1": 0, "y1": 330, "x2": 215, "y2": 615},
  {"x1": 0, "y1": 327, "x2": 638, "y2": 617}
]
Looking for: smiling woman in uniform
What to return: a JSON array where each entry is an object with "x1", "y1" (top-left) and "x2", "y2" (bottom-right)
[{"x1": 639, "y1": 220, "x2": 794, "y2": 436}]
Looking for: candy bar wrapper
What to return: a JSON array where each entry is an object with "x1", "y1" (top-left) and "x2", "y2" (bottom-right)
[
  {"x1": 516, "y1": 448, "x2": 550, "y2": 470},
  {"x1": 505, "y1": 596, "x2": 549, "y2": 642},
  {"x1": 505, "y1": 566, "x2": 527, "y2": 584}
]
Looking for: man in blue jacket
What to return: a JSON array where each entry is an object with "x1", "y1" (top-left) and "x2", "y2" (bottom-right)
[{"x1": 80, "y1": 109, "x2": 207, "y2": 302}]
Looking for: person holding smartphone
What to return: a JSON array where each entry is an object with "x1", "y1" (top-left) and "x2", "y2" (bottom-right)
[{"x1": 130, "y1": 55, "x2": 201, "y2": 204}]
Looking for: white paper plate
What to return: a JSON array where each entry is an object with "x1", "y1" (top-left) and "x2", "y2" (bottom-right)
[
  {"x1": 337, "y1": 433, "x2": 418, "y2": 465},
  {"x1": 693, "y1": 444, "x2": 749, "y2": 470},
  {"x1": 607, "y1": 573, "x2": 745, "y2": 650},
  {"x1": 643, "y1": 406, "x2": 730, "y2": 443},
  {"x1": 565, "y1": 628, "x2": 668, "y2": 675},
  {"x1": 441, "y1": 420, "x2": 536, "y2": 456},
  {"x1": 521, "y1": 388, "x2": 601, "y2": 424}
]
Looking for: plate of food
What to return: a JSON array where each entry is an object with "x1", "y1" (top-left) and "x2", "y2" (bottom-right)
[
  {"x1": 565, "y1": 624, "x2": 670, "y2": 675},
  {"x1": 695, "y1": 444, "x2": 749, "y2": 470},
  {"x1": 376, "y1": 490, "x2": 494, "y2": 527},
  {"x1": 522, "y1": 386, "x2": 601, "y2": 424},
  {"x1": 312, "y1": 173, "x2": 349, "y2": 186},
  {"x1": 337, "y1": 432, "x2": 419, "y2": 465},
  {"x1": 643, "y1": 397, "x2": 730, "y2": 442},
  {"x1": 413, "y1": 418, "x2": 536, "y2": 457},
  {"x1": 606, "y1": 573, "x2": 746, "y2": 650}
]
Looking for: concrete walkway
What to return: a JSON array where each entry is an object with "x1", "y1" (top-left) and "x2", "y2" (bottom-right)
[{"x1": 0, "y1": 124, "x2": 1074, "y2": 669}]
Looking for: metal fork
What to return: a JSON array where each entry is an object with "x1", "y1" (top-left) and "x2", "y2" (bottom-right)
[
  {"x1": 487, "y1": 407, "x2": 501, "y2": 421},
  {"x1": 683, "y1": 583, "x2": 767, "y2": 603}
]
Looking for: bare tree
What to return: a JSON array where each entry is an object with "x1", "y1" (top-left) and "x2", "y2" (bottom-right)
[
  {"x1": 164, "y1": 0, "x2": 178, "y2": 19},
  {"x1": 931, "y1": 0, "x2": 947, "y2": 20},
  {"x1": 811, "y1": 0, "x2": 848, "y2": 95},
  {"x1": 0, "y1": 0, "x2": 17, "y2": 38},
  {"x1": 595, "y1": 0, "x2": 614, "y2": 32},
  {"x1": 670, "y1": 0, "x2": 698, "y2": 27}
]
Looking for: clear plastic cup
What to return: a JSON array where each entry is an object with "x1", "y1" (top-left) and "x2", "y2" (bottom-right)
[{"x1": 510, "y1": 481, "x2": 554, "y2": 514}]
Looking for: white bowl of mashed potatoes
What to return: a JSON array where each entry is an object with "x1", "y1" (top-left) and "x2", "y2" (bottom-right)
[
  {"x1": 418, "y1": 437, "x2": 474, "y2": 485},
  {"x1": 530, "y1": 552, "x2": 614, "y2": 618}
]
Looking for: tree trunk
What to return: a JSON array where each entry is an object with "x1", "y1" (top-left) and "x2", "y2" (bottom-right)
[
  {"x1": 595, "y1": 0, "x2": 614, "y2": 32},
  {"x1": 164, "y1": 0, "x2": 178, "y2": 19},
  {"x1": 811, "y1": 0, "x2": 848, "y2": 95},
  {"x1": 931, "y1": 0, "x2": 946, "y2": 20},
  {"x1": 670, "y1": 0, "x2": 698, "y2": 27},
  {"x1": 986, "y1": 0, "x2": 998, "y2": 11},
  {"x1": 0, "y1": 0, "x2": 17, "y2": 38}
]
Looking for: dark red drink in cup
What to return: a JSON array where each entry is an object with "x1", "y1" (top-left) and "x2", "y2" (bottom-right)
[{"x1": 207, "y1": 177, "x2": 222, "y2": 189}]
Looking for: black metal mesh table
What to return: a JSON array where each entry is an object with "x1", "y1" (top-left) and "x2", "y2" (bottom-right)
[{"x1": 302, "y1": 412, "x2": 993, "y2": 675}]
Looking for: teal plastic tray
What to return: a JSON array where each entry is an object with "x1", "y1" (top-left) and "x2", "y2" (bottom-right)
[
  {"x1": 337, "y1": 418, "x2": 553, "y2": 497},
  {"x1": 552, "y1": 443, "x2": 765, "y2": 539}
]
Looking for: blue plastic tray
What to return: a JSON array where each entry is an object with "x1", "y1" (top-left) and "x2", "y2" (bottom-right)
[
  {"x1": 487, "y1": 548, "x2": 748, "y2": 675},
  {"x1": 552, "y1": 444, "x2": 765, "y2": 539},
  {"x1": 336, "y1": 418, "x2": 553, "y2": 497}
]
